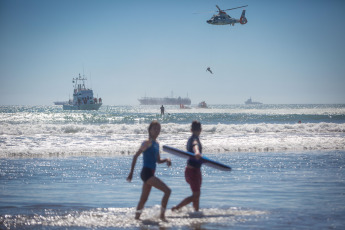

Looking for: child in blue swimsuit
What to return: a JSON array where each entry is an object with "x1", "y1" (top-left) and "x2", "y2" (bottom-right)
[{"x1": 127, "y1": 121, "x2": 171, "y2": 221}]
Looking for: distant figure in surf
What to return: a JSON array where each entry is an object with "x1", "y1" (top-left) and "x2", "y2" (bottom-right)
[
  {"x1": 172, "y1": 120, "x2": 203, "y2": 212},
  {"x1": 127, "y1": 121, "x2": 172, "y2": 221},
  {"x1": 206, "y1": 67, "x2": 213, "y2": 74},
  {"x1": 160, "y1": 105, "x2": 165, "y2": 115}
]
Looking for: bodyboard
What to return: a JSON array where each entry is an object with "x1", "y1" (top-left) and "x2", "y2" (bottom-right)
[{"x1": 162, "y1": 145, "x2": 231, "y2": 171}]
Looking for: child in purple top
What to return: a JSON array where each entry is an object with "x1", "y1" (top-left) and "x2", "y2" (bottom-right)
[{"x1": 172, "y1": 120, "x2": 203, "y2": 212}]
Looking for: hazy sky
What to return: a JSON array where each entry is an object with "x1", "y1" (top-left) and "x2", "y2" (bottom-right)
[{"x1": 1, "y1": 0, "x2": 345, "y2": 105}]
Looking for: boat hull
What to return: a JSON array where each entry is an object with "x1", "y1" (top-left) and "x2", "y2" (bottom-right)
[
  {"x1": 245, "y1": 97, "x2": 262, "y2": 105},
  {"x1": 138, "y1": 97, "x2": 191, "y2": 105},
  {"x1": 54, "y1": 101, "x2": 68, "y2": 105},
  {"x1": 63, "y1": 103, "x2": 102, "y2": 110}
]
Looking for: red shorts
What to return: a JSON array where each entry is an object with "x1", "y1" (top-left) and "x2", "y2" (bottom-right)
[{"x1": 185, "y1": 167, "x2": 202, "y2": 192}]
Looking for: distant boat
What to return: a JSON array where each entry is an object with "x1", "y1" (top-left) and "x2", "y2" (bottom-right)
[
  {"x1": 198, "y1": 101, "x2": 208, "y2": 108},
  {"x1": 180, "y1": 104, "x2": 191, "y2": 109},
  {"x1": 54, "y1": 101, "x2": 68, "y2": 105},
  {"x1": 245, "y1": 97, "x2": 262, "y2": 105},
  {"x1": 63, "y1": 74, "x2": 102, "y2": 110},
  {"x1": 138, "y1": 96, "x2": 191, "y2": 105}
]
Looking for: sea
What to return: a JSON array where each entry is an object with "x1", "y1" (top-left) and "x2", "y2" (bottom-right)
[{"x1": 0, "y1": 104, "x2": 344, "y2": 229}]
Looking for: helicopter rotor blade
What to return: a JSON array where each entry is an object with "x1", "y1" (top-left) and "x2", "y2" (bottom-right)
[
  {"x1": 193, "y1": 5, "x2": 248, "y2": 14},
  {"x1": 223, "y1": 5, "x2": 248, "y2": 12}
]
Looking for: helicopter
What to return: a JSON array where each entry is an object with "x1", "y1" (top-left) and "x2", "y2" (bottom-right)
[{"x1": 207, "y1": 5, "x2": 248, "y2": 26}]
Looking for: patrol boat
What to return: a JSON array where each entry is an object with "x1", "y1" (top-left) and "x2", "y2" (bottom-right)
[
  {"x1": 63, "y1": 74, "x2": 102, "y2": 110},
  {"x1": 245, "y1": 97, "x2": 262, "y2": 105}
]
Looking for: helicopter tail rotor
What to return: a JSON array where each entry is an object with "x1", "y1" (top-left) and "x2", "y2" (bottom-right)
[{"x1": 239, "y1": 10, "x2": 248, "y2": 24}]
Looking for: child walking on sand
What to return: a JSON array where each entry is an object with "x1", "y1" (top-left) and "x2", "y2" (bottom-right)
[
  {"x1": 172, "y1": 120, "x2": 203, "y2": 212},
  {"x1": 127, "y1": 121, "x2": 172, "y2": 220}
]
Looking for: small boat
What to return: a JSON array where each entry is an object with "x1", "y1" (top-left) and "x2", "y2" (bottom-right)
[
  {"x1": 180, "y1": 104, "x2": 191, "y2": 109},
  {"x1": 245, "y1": 97, "x2": 262, "y2": 105},
  {"x1": 198, "y1": 101, "x2": 208, "y2": 108},
  {"x1": 63, "y1": 74, "x2": 102, "y2": 110}
]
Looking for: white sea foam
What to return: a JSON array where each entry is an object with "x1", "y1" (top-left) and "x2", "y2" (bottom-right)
[
  {"x1": 1, "y1": 122, "x2": 344, "y2": 136},
  {"x1": 1, "y1": 105, "x2": 344, "y2": 157},
  {"x1": 1, "y1": 122, "x2": 344, "y2": 157},
  {"x1": 0, "y1": 206, "x2": 267, "y2": 229}
]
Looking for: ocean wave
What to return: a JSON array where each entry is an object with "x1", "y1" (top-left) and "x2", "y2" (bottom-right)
[
  {"x1": 0, "y1": 122, "x2": 344, "y2": 136},
  {"x1": 1, "y1": 105, "x2": 345, "y2": 126},
  {"x1": 1, "y1": 122, "x2": 344, "y2": 158},
  {"x1": 1, "y1": 105, "x2": 344, "y2": 157},
  {"x1": 2, "y1": 104, "x2": 345, "y2": 115}
]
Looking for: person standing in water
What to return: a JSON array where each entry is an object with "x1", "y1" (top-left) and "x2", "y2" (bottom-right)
[
  {"x1": 172, "y1": 120, "x2": 203, "y2": 212},
  {"x1": 127, "y1": 121, "x2": 172, "y2": 220},
  {"x1": 160, "y1": 105, "x2": 165, "y2": 115}
]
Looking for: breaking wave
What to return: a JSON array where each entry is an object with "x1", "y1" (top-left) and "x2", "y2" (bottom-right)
[
  {"x1": 1, "y1": 122, "x2": 344, "y2": 158},
  {"x1": 1, "y1": 105, "x2": 344, "y2": 157}
]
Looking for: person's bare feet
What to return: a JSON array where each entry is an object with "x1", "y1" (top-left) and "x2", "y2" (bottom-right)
[
  {"x1": 135, "y1": 210, "x2": 142, "y2": 220},
  {"x1": 160, "y1": 216, "x2": 168, "y2": 222}
]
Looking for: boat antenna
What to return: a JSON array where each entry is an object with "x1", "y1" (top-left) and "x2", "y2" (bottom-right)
[{"x1": 89, "y1": 72, "x2": 93, "y2": 89}]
